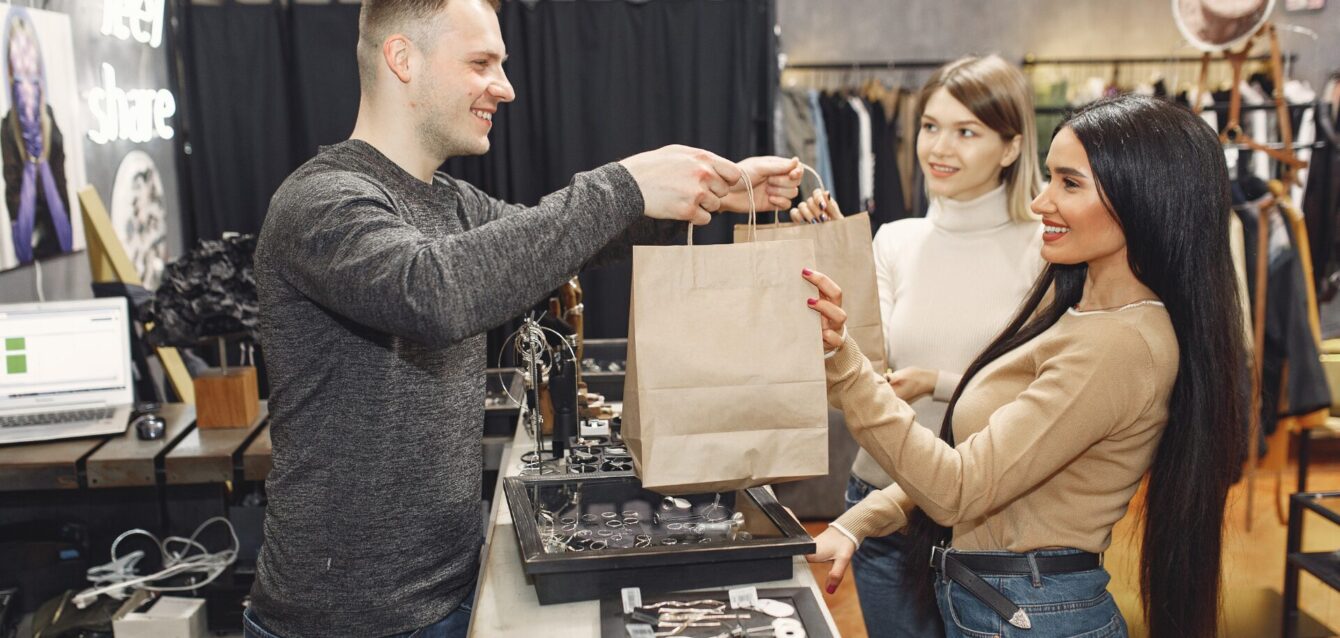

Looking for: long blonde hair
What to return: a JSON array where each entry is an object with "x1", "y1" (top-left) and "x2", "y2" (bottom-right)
[{"x1": 917, "y1": 55, "x2": 1041, "y2": 222}]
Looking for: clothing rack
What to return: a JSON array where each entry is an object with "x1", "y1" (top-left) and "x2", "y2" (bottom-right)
[
  {"x1": 783, "y1": 59, "x2": 955, "y2": 71},
  {"x1": 1225, "y1": 140, "x2": 1328, "y2": 152},
  {"x1": 784, "y1": 53, "x2": 1297, "y2": 70},
  {"x1": 1034, "y1": 102, "x2": 1320, "y2": 115},
  {"x1": 1022, "y1": 53, "x2": 1295, "y2": 66}
]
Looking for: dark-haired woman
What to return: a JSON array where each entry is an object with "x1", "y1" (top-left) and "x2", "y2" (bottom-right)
[{"x1": 803, "y1": 93, "x2": 1243, "y2": 637}]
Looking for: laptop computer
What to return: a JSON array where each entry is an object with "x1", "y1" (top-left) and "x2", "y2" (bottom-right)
[{"x1": 0, "y1": 298, "x2": 134, "y2": 445}]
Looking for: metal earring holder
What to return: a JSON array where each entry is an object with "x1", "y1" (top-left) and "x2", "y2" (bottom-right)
[{"x1": 516, "y1": 317, "x2": 560, "y2": 475}]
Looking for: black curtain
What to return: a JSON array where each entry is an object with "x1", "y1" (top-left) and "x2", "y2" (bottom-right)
[
  {"x1": 174, "y1": 0, "x2": 776, "y2": 339},
  {"x1": 478, "y1": 0, "x2": 777, "y2": 337},
  {"x1": 176, "y1": 1, "x2": 297, "y2": 241}
]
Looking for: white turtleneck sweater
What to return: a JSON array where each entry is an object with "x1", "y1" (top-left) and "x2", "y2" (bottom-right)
[{"x1": 848, "y1": 184, "x2": 1044, "y2": 489}]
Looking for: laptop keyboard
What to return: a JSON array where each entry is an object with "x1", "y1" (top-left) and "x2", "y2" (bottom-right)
[{"x1": 0, "y1": 407, "x2": 116, "y2": 429}]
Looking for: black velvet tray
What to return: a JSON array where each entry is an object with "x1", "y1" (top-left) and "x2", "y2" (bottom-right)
[{"x1": 503, "y1": 474, "x2": 815, "y2": 604}]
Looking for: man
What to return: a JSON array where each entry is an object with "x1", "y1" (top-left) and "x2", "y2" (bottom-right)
[{"x1": 245, "y1": 1, "x2": 801, "y2": 636}]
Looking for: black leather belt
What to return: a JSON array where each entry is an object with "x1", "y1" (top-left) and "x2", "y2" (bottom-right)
[{"x1": 931, "y1": 546, "x2": 1102, "y2": 629}]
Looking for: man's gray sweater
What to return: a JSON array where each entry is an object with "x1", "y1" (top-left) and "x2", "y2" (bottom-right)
[{"x1": 251, "y1": 140, "x2": 663, "y2": 637}]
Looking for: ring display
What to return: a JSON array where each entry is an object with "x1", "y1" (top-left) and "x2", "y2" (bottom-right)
[
  {"x1": 503, "y1": 474, "x2": 815, "y2": 605},
  {"x1": 597, "y1": 588, "x2": 833, "y2": 638}
]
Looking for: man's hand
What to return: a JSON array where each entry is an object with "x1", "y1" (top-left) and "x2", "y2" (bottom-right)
[
  {"x1": 720, "y1": 156, "x2": 803, "y2": 213},
  {"x1": 620, "y1": 145, "x2": 743, "y2": 225},
  {"x1": 805, "y1": 527, "x2": 857, "y2": 594},
  {"x1": 885, "y1": 367, "x2": 937, "y2": 402}
]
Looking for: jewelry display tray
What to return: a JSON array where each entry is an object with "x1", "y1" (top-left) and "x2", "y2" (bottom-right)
[
  {"x1": 596, "y1": 587, "x2": 834, "y2": 638},
  {"x1": 503, "y1": 474, "x2": 815, "y2": 605}
]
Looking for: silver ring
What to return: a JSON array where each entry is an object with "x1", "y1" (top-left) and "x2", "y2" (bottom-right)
[
  {"x1": 597, "y1": 529, "x2": 614, "y2": 537},
  {"x1": 623, "y1": 518, "x2": 639, "y2": 526},
  {"x1": 560, "y1": 517, "x2": 576, "y2": 525},
  {"x1": 667, "y1": 523, "x2": 684, "y2": 531},
  {"x1": 581, "y1": 514, "x2": 598, "y2": 523},
  {"x1": 611, "y1": 534, "x2": 625, "y2": 542},
  {"x1": 606, "y1": 520, "x2": 624, "y2": 528},
  {"x1": 601, "y1": 511, "x2": 617, "y2": 519},
  {"x1": 590, "y1": 541, "x2": 607, "y2": 551},
  {"x1": 561, "y1": 523, "x2": 577, "y2": 532},
  {"x1": 621, "y1": 510, "x2": 638, "y2": 518},
  {"x1": 661, "y1": 538, "x2": 678, "y2": 545},
  {"x1": 575, "y1": 529, "x2": 592, "y2": 538},
  {"x1": 569, "y1": 544, "x2": 585, "y2": 552}
]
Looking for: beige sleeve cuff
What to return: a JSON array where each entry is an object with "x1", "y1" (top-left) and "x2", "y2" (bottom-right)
[
  {"x1": 831, "y1": 488, "x2": 911, "y2": 543},
  {"x1": 825, "y1": 333, "x2": 868, "y2": 382},
  {"x1": 932, "y1": 370, "x2": 962, "y2": 402}
]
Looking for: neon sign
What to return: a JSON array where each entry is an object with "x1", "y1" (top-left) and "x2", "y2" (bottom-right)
[
  {"x1": 100, "y1": 0, "x2": 164, "y2": 49},
  {"x1": 88, "y1": 1, "x2": 174, "y2": 145}
]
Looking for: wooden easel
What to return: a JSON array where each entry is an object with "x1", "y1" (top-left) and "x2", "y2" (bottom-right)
[
  {"x1": 1192, "y1": 20, "x2": 1315, "y2": 532},
  {"x1": 79, "y1": 185, "x2": 195, "y2": 404},
  {"x1": 1194, "y1": 23, "x2": 1309, "y2": 185}
]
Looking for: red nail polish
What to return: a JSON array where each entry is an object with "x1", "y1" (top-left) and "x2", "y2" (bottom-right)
[
  {"x1": 826, "y1": 585, "x2": 836, "y2": 595},
  {"x1": 802, "y1": 268, "x2": 813, "y2": 276},
  {"x1": 807, "y1": 298, "x2": 818, "y2": 306}
]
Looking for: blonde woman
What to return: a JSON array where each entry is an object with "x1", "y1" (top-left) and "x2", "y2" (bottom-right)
[{"x1": 795, "y1": 55, "x2": 1042, "y2": 637}]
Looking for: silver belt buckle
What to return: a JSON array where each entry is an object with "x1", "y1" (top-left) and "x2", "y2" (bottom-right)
[{"x1": 930, "y1": 544, "x2": 945, "y2": 568}]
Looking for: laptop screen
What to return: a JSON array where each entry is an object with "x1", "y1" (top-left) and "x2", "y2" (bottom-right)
[{"x1": 0, "y1": 298, "x2": 133, "y2": 413}]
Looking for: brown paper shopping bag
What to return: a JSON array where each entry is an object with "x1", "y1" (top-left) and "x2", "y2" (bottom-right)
[
  {"x1": 623, "y1": 216, "x2": 829, "y2": 494},
  {"x1": 734, "y1": 169, "x2": 885, "y2": 373}
]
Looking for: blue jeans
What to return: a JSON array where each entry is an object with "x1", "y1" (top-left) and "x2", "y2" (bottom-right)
[
  {"x1": 934, "y1": 549, "x2": 1127, "y2": 638},
  {"x1": 243, "y1": 591, "x2": 474, "y2": 638},
  {"x1": 845, "y1": 476, "x2": 945, "y2": 638}
]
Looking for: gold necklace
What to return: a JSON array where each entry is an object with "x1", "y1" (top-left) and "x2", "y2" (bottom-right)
[{"x1": 1071, "y1": 298, "x2": 1164, "y2": 314}]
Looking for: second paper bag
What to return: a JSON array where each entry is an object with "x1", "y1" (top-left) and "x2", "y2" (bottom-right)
[
  {"x1": 735, "y1": 212, "x2": 886, "y2": 373},
  {"x1": 623, "y1": 237, "x2": 828, "y2": 495}
]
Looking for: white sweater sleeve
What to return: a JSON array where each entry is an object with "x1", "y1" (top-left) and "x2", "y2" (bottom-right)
[{"x1": 872, "y1": 225, "x2": 898, "y2": 370}]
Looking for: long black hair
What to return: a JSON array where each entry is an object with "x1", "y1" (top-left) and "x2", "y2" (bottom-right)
[{"x1": 903, "y1": 94, "x2": 1245, "y2": 637}]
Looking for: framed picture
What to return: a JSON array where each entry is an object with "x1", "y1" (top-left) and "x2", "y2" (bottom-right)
[{"x1": 0, "y1": 6, "x2": 87, "y2": 273}]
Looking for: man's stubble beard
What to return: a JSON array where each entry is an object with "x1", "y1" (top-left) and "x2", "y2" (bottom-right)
[{"x1": 414, "y1": 79, "x2": 490, "y2": 160}]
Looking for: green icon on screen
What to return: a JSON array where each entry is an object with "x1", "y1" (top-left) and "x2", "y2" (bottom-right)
[
  {"x1": 6, "y1": 355, "x2": 24, "y2": 374},
  {"x1": 4, "y1": 337, "x2": 22, "y2": 351}
]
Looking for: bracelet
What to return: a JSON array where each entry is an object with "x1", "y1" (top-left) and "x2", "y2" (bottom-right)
[
  {"x1": 830, "y1": 522, "x2": 860, "y2": 548},
  {"x1": 823, "y1": 325, "x2": 849, "y2": 360}
]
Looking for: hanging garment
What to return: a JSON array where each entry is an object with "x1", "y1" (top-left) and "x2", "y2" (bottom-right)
[
  {"x1": 777, "y1": 87, "x2": 819, "y2": 180},
  {"x1": 1285, "y1": 81, "x2": 1317, "y2": 205},
  {"x1": 848, "y1": 96, "x2": 875, "y2": 212},
  {"x1": 808, "y1": 89, "x2": 836, "y2": 202},
  {"x1": 1240, "y1": 81, "x2": 1271, "y2": 183},
  {"x1": 897, "y1": 90, "x2": 919, "y2": 214},
  {"x1": 1303, "y1": 85, "x2": 1339, "y2": 295},
  {"x1": 822, "y1": 92, "x2": 861, "y2": 215},
  {"x1": 1236, "y1": 199, "x2": 1332, "y2": 437},
  {"x1": 868, "y1": 96, "x2": 907, "y2": 228}
]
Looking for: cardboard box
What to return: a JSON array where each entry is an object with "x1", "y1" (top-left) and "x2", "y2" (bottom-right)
[{"x1": 113, "y1": 593, "x2": 207, "y2": 638}]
